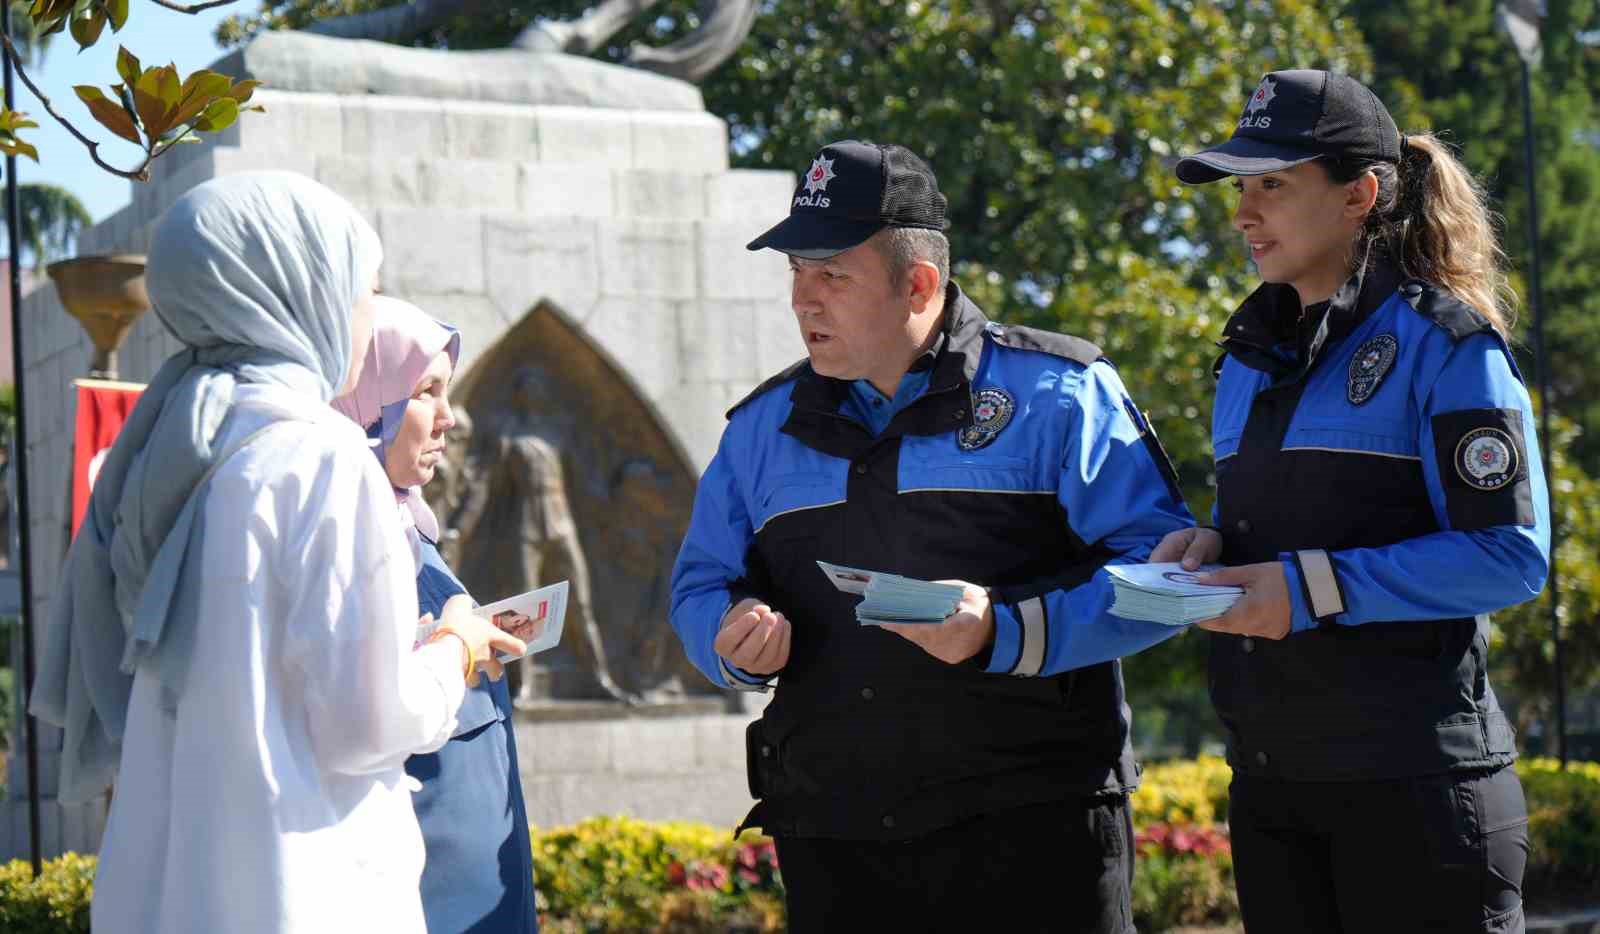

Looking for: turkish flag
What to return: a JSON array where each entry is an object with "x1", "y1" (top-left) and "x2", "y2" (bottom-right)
[{"x1": 71, "y1": 379, "x2": 144, "y2": 538}]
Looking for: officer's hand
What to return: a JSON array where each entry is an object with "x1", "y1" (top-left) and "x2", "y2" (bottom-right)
[
  {"x1": 880, "y1": 582, "x2": 994, "y2": 665},
  {"x1": 1194, "y1": 563, "x2": 1292, "y2": 640},
  {"x1": 1149, "y1": 527, "x2": 1223, "y2": 570},
  {"x1": 714, "y1": 598, "x2": 791, "y2": 675}
]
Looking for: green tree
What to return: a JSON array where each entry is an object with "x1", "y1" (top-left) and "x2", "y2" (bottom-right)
[
  {"x1": 14, "y1": 182, "x2": 90, "y2": 268},
  {"x1": 7, "y1": 0, "x2": 56, "y2": 66}
]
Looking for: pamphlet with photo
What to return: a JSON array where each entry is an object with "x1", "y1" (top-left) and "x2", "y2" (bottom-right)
[{"x1": 416, "y1": 580, "x2": 569, "y2": 662}]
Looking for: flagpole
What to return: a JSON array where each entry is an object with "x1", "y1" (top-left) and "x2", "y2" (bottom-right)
[{"x1": 0, "y1": 0, "x2": 44, "y2": 875}]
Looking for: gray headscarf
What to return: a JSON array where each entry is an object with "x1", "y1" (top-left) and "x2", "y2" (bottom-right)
[{"x1": 31, "y1": 172, "x2": 383, "y2": 804}]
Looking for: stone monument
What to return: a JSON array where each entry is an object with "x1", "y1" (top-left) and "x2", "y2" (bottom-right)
[{"x1": 7, "y1": 28, "x2": 801, "y2": 857}]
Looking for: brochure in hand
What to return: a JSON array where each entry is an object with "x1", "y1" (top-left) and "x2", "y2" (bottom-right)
[
  {"x1": 1105, "y1": 563, "x2": 1243, "y2": 626},
  {"x1": 817, "y1": 561, "x2": 966, "y2": 626},
  {"x1": 416, "y1": 580, "x2": 569, "y2": 662}
]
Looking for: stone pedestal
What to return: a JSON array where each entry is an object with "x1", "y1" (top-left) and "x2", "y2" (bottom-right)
[{"x1": 6, "y1": 40, "x2": 800, "y2": 860}]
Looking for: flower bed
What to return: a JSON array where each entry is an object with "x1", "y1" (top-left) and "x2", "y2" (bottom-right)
[{"x1": 4, "y1": 755, "x2": 1596, "y2": 932}]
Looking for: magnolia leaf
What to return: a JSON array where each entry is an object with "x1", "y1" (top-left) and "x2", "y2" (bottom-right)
[
  {"x1": 132, "y1": 65, "x2": 180, "y2": 139},
  {"x1": 115, "y1": 48, "x2": 141, "y2": 88},
  {"x1": 74, "y1": 85, "x2": 141, "y2": 145},
  {"x1": 169, "y1": 69, "x2": 232, "y2": 128},
  {"x1": 68, "y1": 8, "x2": 106, "y2": 49},
  {"x1": 115, "y1": 83, "x2": 138, "y2": 127},
  {"x1": 105, "y1": 0, "x2": 127, "y2": 31},
  {"x1": 226, "y1": 79, "x2": 263, "y2": 105},
  {"x1": 0, "y1": 110, "x2": 39, "y2": 133},
  {"x1": 192, "y1": 96, "x2": 238, "y2": 133},
  {"x1": 0, "y1": 137, "x2": 41, "y2": 162}
]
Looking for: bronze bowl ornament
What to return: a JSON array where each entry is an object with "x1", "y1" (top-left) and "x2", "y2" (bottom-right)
[{"x1": 46, "y1": 254, "x2": 151, "y2": 379}]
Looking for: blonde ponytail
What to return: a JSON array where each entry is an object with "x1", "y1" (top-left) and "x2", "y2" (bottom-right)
[{"x1": 1325, "y1": 134, "x2": 1517, "y2": 335}]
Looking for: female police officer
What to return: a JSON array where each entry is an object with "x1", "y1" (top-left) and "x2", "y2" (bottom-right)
[{"x1": 1153, "y1": 70, "x2": 1548, "y2": 933}]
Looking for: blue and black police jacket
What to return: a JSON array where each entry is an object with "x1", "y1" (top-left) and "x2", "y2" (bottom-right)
[
  {"x1": 1210, "y1": 260, "x2": 1550, "y2": 782},
  {"x1": 669, "y1": 283, "x2": 1194, "y2": 840}
]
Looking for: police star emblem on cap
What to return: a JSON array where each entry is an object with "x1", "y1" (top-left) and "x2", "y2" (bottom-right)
[
  {"x1": 803, "y1": 155, "x2": 836, "y2": 195},
  {"x1": 1246, "y1": 77, "x2": 1276, "y2": 115}
]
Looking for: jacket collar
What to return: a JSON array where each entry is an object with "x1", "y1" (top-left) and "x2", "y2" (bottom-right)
[
  {"x1": 782, "y1": 282, "x2": 986, "y2": 458},
  {"x1": 1219, "y1": 257, "x2": 1404, "y2": 383}
]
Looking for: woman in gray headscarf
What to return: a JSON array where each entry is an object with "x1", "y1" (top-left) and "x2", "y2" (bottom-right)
[{"x1": 30, "y1": 172, "x2": 524, "y2": 934}]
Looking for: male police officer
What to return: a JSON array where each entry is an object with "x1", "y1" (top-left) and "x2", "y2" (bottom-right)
[{"x1": 669, "y1": 140, "x2": 1194, "y2": 932}]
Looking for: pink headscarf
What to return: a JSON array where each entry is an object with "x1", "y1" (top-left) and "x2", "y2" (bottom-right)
[{"x1": 331, "y1": 295, "x2": 460, "y2": 543}]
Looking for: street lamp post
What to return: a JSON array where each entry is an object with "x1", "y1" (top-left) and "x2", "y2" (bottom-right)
[{"x1": 1496, "y1": 0, "x2": 1566, "y2": 767}]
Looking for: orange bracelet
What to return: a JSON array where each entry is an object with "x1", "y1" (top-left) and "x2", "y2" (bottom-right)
[{"x1": 426, "y1": 626, "x2": 475, "y2": 682}]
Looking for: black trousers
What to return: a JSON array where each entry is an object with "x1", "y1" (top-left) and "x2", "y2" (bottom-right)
[
  {"x1": 1229, "y1": 766, "x2": 1530, "y2": 934},
  {"x1": 774, "y1": 795, "x2": 1135, "y2": 934}
]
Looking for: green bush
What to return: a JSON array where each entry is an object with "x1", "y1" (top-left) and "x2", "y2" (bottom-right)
[
  {"x1": 1132, "y1": 823, "x2": 1237, "y2": 930},
  {"x1": 1519, "y1": 757, "x2": 1600, "y2": 900},
  {"x1": 0, "y1": 853, "x2": 94, "y2": 934},
  {"x1": 6, "y1": 758, "x2": 1598, "y2": 932},
  {"x1": 531, "y1": 815, "x2": 784, "y2": 932},
  {"x1": 1132, "y1": 755, "x2": 1233, "y2": 827}
]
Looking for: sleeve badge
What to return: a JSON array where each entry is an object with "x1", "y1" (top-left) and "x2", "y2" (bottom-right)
[{"x1": 1455, "y1": 426, "x2": 1519, "y2": 490}]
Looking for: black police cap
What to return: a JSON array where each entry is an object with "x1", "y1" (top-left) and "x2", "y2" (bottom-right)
[
  {"x1": 1176, "y1": 70, "x2": 1401, "y2": 184},
  {"x1": 746, "y1": 140, "x2": 949, "y2": 259}
]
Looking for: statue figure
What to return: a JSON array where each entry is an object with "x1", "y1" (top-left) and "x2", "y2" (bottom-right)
[
  {"x1": 302, "y1": 0, "x2": 758, "y2": 84},
  {"x1": 448, "y1": 367, "x2": 638, "y2": 706}
]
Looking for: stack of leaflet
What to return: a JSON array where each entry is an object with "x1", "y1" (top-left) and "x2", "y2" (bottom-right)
[
  {"x1": 1105, "y1": 563, "x2": 1243, "y2": 626},
  {"x1": 817, "y1": 561, "x2": 966, "y2": 626}
]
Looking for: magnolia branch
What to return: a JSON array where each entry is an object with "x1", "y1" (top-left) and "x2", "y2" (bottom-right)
[
  {"x1": 0, "y1": 31, "x2": 152, "y2": 180},
  {"x1": 145, "y1": 0, "x2": 242, "y2": 12}
]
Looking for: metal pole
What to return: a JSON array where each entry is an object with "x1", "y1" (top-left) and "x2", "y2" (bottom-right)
[
  {"x1": 1519, "y1": 57, "x2": 1566, "y2": 767},
  {"x1": 0, "y1": 0, "x2": 40, "y2": 875}
]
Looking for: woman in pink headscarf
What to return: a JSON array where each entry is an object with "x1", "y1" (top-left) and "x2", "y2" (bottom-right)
[{"x1": 332, "y1": 297, "x2": 538, "y2": 933}]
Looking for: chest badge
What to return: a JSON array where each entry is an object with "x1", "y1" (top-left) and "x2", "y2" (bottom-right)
[
  {"x1": 958, "y1": 387, "x2": 1015, "y2": 451},
  {"x1": 1456, "y1": 427, "x2": 1519, "y2": 490},
  {"x1": 1347, "y1": 333, "x2": 1399, "y2": 405}
]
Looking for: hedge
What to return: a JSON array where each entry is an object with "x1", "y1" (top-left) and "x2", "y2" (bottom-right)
[{"x1": 3, "y1": 756, "x2": 1595, "y2": 933}]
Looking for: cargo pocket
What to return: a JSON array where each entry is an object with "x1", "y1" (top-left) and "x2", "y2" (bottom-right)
[{"x1": 1478, "y1": 767, "x2": 1530, "y2": 924}]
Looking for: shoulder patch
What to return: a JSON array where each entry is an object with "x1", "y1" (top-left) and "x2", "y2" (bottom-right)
[
  {"x1": 1398, "y1": 279, "x2": 1495, "y2": 342},
  {"x1": 726, "y1": 358, "x2": 809, "y2": 420},
  {"x1": 982, "y1": 321, "x2": 1103, "y2": 366}
]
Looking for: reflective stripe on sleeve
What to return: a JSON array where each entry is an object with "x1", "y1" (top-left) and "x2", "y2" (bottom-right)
[
  {"x1": 1295, "y1": 549, "x2": 1346, "y2": 620},
  {"x1": 1012, "y1": 597, "x2": 1047, "y2": 677},
  {"x1": 720, "y1": 657, "x2": 772, "y2": 693}
]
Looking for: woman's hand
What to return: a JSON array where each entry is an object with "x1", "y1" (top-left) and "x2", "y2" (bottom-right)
[
  {"x1": 438, "y1": 594, "x2": 527, "y2": 685},
  {"x1": 1195, "y1": 563, "x2": 1293, "y2": 640},
  {"x1": 1149, "y1": 527, "x2": 1224, "y2": 569}
]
